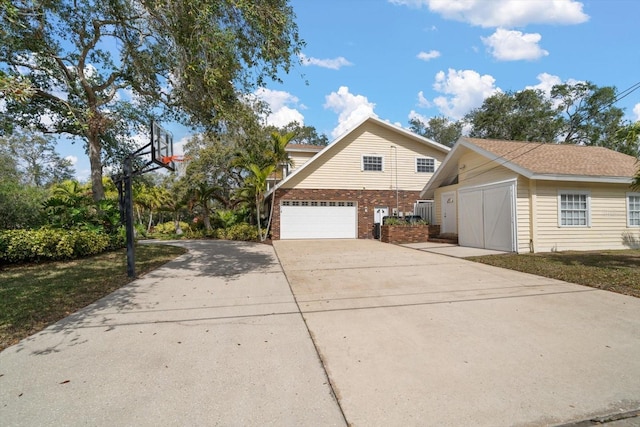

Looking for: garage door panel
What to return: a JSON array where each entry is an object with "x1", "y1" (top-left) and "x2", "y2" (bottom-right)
[
  {"x1": 458, "y1": 191, "x2": 484, "y2": 248},
  {"x1": 483, "y1": 185, "x2": 514, "y2": 252},
  {"x1": 458, "y1": 182, "x2": 516, "y2": 252},
  {"x1": 280, "y1": 205, "x2": 357, "y2": 239}
]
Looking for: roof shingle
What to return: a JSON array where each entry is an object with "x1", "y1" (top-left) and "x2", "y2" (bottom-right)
[{"x1": 465, "y1": 138, "x2": 638, "y2": 178}]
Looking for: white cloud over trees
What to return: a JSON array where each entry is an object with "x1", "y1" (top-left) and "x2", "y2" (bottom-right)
[{"x1": 482, "y1": 29, "x2": 549, "y2": 61}]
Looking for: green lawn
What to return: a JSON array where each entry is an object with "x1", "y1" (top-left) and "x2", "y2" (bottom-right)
[
  {"x1": 0, "y1": 244, "x2": 187, "y2": 351},
  {"x1": 467, "y1": 249, "x2": 640, "y2": 298}
]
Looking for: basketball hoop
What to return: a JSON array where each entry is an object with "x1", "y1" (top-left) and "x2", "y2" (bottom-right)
[
  {"x1": 160, "y1": 154, "x2": 189, "y2": 165},
  {"x1": 151, "y1": 121, "x2": 175, "y2": 171}
]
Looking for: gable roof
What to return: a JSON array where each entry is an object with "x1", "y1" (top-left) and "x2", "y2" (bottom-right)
[
  {"x1": 421, "y1": 137, "x2": 639, "y2": 198},
  {"x1": 266, "y1": 115, "x2": 451, "y2": 197}
]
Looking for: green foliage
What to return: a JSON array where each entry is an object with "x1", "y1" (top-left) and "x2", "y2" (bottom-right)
[
  {"x1": 0, "y1": 179, "x2": 47, "y2": 229},
  {"x1": 0, "y1": 130, "x2": 75, "y2": 187},
  {"x1": 2, "y1": 0, "x2": 303, "y2": 200},
  {"x1": 409, "y1": 115, "x2": 463, "y2": 147},
  {"x1": 0, "y1": 228, "x2": 120, "y2": 264},
  {"x1": 465, "y1": 89, "x2": 562, "y2": 142},
  {"x1": 215, "y1": 209, "x2": 241, "y2": 229},
  {"x1": 154, "y1": 221, "x2": 191, "y2": 235},
  {"x1": 216, "y1": 224, "x2": 259, "y2": 241}
]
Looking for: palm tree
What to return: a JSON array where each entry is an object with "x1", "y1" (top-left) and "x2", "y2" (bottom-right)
[
  {"x1": 244, "y1": 163, "x2": 275, "y2": 241},
  {"x1": 264, "y1": 131, "x2": 295, "y2": 238},
  {"x1": 188, "y1": 182, "x2": 218, "y2": 231}
]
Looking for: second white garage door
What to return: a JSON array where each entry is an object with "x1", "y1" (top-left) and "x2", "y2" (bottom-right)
[
  {"x1": 280, "y1": 201, "x2": 357, "y2": 239},
  {"x1": 458, "y1": 181, "x2": 516, "y2": 252}
]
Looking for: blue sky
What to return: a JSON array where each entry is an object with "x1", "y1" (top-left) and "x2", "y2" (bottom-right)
[{"x1": 61, "y1": 0, "x2": 640, "y2": 180}]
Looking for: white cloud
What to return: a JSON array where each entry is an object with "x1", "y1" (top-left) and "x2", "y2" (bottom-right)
[
  {"x1": 432, "y1": 69, "x2": 500, "y2": 119},
  {"x1": 324, "y1": 86, "x2": 376, "y2": 138},
  {"x1": 300, "y1": 53, "x2": 353, "y2": 70},
  {"x1": 526, "y1": 72, "x2": 563, "y2": 96},
  {"x1": 253, "y1": 87, "x2": 305, "y2": 127},
  {"x1": 417, "y1": 91, "x2": 431, "y2": 108},
  {"x1": 417, "y1": 50, "x2": 441, "y2": 61},
  {"x1": 633, "y1": 103, "x2": 640, "y2": 122},
  {"x1": 409, "y1": 109, "x2": 429, "y2": 124},
  {"x1": 482, "y1": 28, "x2": 549, "y2": 61},
  {"x1": 65, "y1": 155, "x2": 78, "y2": 165},
  {"x1": 389, "y1": 0, "x2": 589, "y2": 28}
]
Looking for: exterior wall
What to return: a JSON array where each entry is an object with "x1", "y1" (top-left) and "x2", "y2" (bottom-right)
[
  {"x1": 531, "y1": 181, "x2": 638, "y2": 252},
  {"x1": 271, "y1": 188, "x2": 421, "y2": 240},
  {"x1": 281, "y1": 121, "x2": 447, "y2": 191},
  {"x1": 380, "y1": 224, "x2": 440, "y2": 244},
  {"x1": 457, "y1": 149, "x2": 519, "y2": 187},
  {"x1": 516, "y1": 176, "x2": 531, "y2": 253},
  {"x1": 289, "y1": 151, "x2": 317, "y2": 172}
]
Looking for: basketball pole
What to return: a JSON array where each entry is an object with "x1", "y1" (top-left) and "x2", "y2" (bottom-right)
[{"x1": 124, "y1": 155, "x2": 136, "y2": 278}]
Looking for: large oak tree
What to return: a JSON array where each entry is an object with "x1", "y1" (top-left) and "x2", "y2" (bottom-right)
[{"x1": 1, "y1": 0, "x2": 302, "y2": 200}]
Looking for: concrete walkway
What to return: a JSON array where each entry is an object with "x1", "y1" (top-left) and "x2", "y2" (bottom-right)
[
  {"x1": 273, "y1": 239, "x2": 640, "y2": 427},
  {"x1": 0, "y1": 240, "x2": 345, "y2": 426},
  {"x1": 402, "y1": 241, "x2": 510, "y2": 258}
]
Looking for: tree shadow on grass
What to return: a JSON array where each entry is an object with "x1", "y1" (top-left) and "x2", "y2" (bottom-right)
[{"x1": 544, "y1": 250, "x2": 640, "y2": 270}]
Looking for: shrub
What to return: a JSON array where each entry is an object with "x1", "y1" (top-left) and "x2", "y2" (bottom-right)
[
  {"x1": 0, "y1": 228, "x2": 115, "y2": 264},
  {"x1": 219, "y1": 223, "x2": 259, "y2": 241},
  {"x1": 154, "y1": 221, "x2": 191, "y2": 235}
]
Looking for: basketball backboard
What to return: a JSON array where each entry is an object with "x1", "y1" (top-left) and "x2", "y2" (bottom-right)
[{"x1": 151, "y1": 121, "x2": 175, "y2": 171}]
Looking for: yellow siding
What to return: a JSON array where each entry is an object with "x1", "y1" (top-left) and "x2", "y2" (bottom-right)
[
  {"x1": 289, "y1": 152, "x2": 316, "y2": 172},
  {"x1": 282, "y1": 121, "x2": 447, "y2": 190},
  {"x1": 533, "y1": 181, "x2": 636, "y2": 252},
  {"x1": 516, "y1": 176, "x2": 531, "y2": 253},
  {"x1": 457, "y1": 149, "x2": 518, "y2": 187},
  {"x1": 433, "y1": 184, "x2": 459, "y2": 227}
]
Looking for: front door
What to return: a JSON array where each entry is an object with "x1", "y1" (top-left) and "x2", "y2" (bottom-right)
[{"x1": 441, "y1": 191, "x2": 457, "y2": 234}]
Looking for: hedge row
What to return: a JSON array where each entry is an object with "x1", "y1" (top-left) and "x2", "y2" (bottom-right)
[{"x1": 0, "y1": 228, "x2": 126, "y2": 264}]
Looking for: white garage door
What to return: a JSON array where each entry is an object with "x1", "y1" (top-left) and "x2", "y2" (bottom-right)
[
  {"x1": 280, "y1": 201, "x2": 357, "y2": 239},
  {"x1": 458, "y1": 181, "x2": 516, "y2": 252}
]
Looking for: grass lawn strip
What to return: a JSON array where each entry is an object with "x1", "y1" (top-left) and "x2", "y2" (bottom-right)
[
  {"x1": 0, "y1": 244, "x2": 187, "y2": 351},
  {"x1": 467, "y1": 249, "x2": 640, "y2": 298}
]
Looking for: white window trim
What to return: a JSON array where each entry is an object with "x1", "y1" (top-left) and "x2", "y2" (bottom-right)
[
  {"x1": 415, "y1": 156, "x2": 435, "y2": 173},
  {"x1": 361, "y1": 154, "x2": 384, "y2": 172},
  {"x1": 557, "y1": 190, "x2": 591, "y2": 228},
  {"x1": 626, "y1": 192, "x2": 640, "y2": 228}
]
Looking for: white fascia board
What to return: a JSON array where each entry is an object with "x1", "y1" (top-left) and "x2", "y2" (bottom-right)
[
  {"x1": 420, "y1": 137, "x2": 466, "y2": 198},
  {"x1": 531, "y1": 174, "x2": 633, "y2": 184}
]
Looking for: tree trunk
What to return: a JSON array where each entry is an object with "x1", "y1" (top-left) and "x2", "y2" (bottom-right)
[
  {"x1": 203, "y1": 201, "x2": 212, "y2": 231},
  {"x1": 265, "y1": 193, "x2": 275, "y2": 240},
  {"x1": 255, "y1": 194, "x2": 264, "y2": 241},
  {"x1": 88, "y1": 134, "x2": 105, "y2": 201}
]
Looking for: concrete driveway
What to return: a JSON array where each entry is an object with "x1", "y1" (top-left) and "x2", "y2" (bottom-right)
[
  {"x1": 0, "y1": 240, "x2": 345, "y2": 426},
  {"x1": 273, "y1": 239, "x2": 640, "y2": 426}
]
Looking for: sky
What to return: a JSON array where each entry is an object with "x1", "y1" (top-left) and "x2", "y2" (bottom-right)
[{"x1": 60, "y1": 0, "x2": 640, "y2": 180}]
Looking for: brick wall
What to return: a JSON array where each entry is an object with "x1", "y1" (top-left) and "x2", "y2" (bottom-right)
[
  {"x1": 380, "y1": 224, "x2": 441, "y2": 244},
  {"x1": 271, "y1": 188, "x2": 422, "y2": 239}
]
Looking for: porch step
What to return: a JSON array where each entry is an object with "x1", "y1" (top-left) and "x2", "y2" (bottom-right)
[{"x1": 429, "y1": 234, "x2": 458, "y2": 244}]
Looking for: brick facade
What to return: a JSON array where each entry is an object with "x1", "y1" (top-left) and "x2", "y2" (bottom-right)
[
  {"x1": 271, "y1": 188, "x2": 421, "y2": 240},
  {"x1": 380, "y1": 224, "x2": 441, "y2": 244}
]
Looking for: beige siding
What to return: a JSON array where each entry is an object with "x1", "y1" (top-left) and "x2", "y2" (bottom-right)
[
  {"x1": 433, "y1": 183, "x2": 459, "y2": 227},
  {"x1": 516, "y1": 176, "x2": 531, "y2": 253},
  {"x1": 282, "y1": 121, "x2": 447, "y2": 191},
  {"x1": 289, "y1": 152, "x2": 316, "y2": 172},
  {"x1": 457, "y1": 149, "x2": 518, "y2": 187},
  {"x1": 533, "y1": 181, "x2": 636, "y2": 252}
]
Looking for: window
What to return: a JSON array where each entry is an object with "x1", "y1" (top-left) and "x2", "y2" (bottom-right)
[
  {"x1": 362, "y1": 155, "x2": 383, "y2": 171},
  {"x1": 628, "y1": 193, "x2": 640, "y2": 227},
  {"x1": 558, "y1": 191, "x2": 590, "y2": 227},
  {"x1": 416, "y1": 157, "x2": 435, "y2": 173}
]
